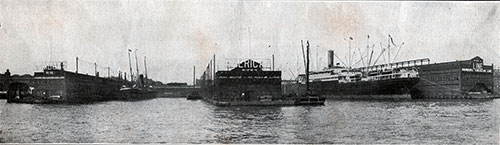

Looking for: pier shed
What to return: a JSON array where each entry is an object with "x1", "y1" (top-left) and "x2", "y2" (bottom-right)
[
  {"x1": 413, "y1": 56, "x2": 494, "y2": 99},
  {"x1": 201, "y1": 59, "x2": 282, "y2": 102}
]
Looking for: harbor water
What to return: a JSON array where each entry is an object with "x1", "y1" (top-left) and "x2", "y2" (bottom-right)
[{"x1": 0, "y1": 98, "x2": 499, "y2": 144}]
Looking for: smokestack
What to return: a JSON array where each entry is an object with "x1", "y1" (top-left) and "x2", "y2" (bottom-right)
[{"x1": 328, "y1": 50, "x2": 334, "y2": 68}]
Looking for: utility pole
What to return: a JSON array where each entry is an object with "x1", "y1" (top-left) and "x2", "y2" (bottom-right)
[{"x1": 272, "y1": 54, "x2": 275, "y2": 71}]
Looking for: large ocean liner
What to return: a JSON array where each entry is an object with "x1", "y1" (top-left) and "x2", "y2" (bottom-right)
[{"x1": 303, "y1": 35, "x2": 429, "y2": 97}]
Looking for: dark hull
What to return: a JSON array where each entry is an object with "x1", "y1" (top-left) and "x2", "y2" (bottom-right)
[
  {"x1": 186, "y1": 95, "x2": 202, "y2": 100},
  {"x1": 118, "y1": 88, "x2": 156, "y2": 101},
  {"x1": 310, "y1": 78, "x2": 420, "y2": 96},
  {"x1": 295, "y1": 95, "x2": 326, "y2": 105}
]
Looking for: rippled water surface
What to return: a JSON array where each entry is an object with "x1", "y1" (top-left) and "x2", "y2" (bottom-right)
[{"x1": 0, "y1": 98, "x2": 499, "y2": 144}]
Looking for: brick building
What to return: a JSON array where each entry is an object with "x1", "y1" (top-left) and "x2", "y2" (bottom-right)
[{"x1": 201, "y1": 59, "x2": 282, "y2": 102}]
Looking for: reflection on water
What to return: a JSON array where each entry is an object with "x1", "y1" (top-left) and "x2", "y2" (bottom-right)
[{"x1": 0, "y1": 98, "x2": 498, "y2": 144}]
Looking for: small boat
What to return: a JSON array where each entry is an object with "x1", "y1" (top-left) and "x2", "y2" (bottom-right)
[
  {"x1": 0, "y1": 91, "x2": 7, "y2": 99},
  {"x1": 295, "y1": 93, "x2": 326, "y2": 105},
  {"x1": 186, "y1": 92, "x2": 202, "y2": 100},
  {"x1": 118, "y1": 49, "x2": 156, "y2": 101},
  {"x1": 296, "y1": 40, "x2": 326, "y2": 105},
  {"x1": 119, "y1": 86, "x2": 156, "y2": 101}
]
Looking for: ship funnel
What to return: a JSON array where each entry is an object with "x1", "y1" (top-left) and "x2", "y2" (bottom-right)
[{"x1": 328, "y1": 50, "x2": 334, "y2": 68}]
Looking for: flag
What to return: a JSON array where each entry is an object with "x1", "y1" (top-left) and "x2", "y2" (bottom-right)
[
  {"x1": 128, "y1": 49, "x2": 132, "y2": 52},
  {"x1": 389, "y1": 35, "x2": 397, "y2": 46}
]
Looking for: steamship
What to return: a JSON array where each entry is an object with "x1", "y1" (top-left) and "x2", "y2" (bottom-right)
[
  {"x1": 305, "y1": 55, "x2": 425, "y2": 96},
  {"x1": 303, "y1": 44, "x2": 429, "y2": 97}
]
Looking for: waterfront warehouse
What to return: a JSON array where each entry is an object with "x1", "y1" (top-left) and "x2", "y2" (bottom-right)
[
  {"x1": 413, "y1": 56, "x2": 494, "y2": 99},
  {"x1": 201, "y1": 59, "x2": 289, "y2": 106},
  {"x1": 6, "y1": 64, "x2": 125, "y2": 103}
]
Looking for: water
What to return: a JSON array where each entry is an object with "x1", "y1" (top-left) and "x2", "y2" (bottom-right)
[{"x1": 0, "y1": 98, "x2": 499, "y2": 144}]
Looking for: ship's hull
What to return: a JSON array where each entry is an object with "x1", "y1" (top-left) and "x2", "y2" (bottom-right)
[
  {"x1": 118, "y1": 88, "x2": 156, "y2": 101},
  {"x1": 295, "y1": 95, "x2": 326, "y2": 105},
  {"x1": 310, "y1": 78, "x2": 420, "y2": 96}
]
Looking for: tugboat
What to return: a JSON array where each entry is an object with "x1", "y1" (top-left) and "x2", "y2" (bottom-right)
[
  {"x1": 295, "y1": 40, "x2": 326, "y2": 105},
  {"x1": 186, "y1": 91, "x2": 202, "y2": 100},
  {"x1": 119, "y1": 49, "x2": 156, "y2": 101},
  {"x1": 119, "y1": 75, "x2": 156, "y2": 100}
]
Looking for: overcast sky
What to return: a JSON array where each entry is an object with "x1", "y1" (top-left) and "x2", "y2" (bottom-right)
[{"x1": 0, "y1": 1, "x2": 499, "y2": 83}]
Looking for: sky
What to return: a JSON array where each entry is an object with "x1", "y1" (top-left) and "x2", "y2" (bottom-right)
[{"x1": 0, "y1": 1, "x2": 499, "y2": 83}]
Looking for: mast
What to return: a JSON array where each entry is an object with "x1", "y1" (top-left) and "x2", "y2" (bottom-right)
[
  {"x1": 348, "y1": 37, "x2": 353, "y2": 69},
  {"x1": 388, "y1": 35, "x2": 391, "y2": 65},
  {"x1": 135, "y1": 48, "x2": 140, "y2": 81},
  {"x1": 301, "y1": 40, "x2": 306, "y2": 70},
  {"x1": 144, "y1": 56, "x2": 148, "y2": 81},
  {"x1": 306, "y1": 40, "x2": 310, "y2": 94},
  {"x1": 348, "y1": 37, "x2": 351, "y2": 68},
  {"x1": 368, "y1": 45, "x2": 374, "y2": 67},
  {"x1": 213, "y1": 54, "x2": 215, "y2": 80},
  {"x1": 366, "y1": 34, "x2": 370, "y2": 66},
  {"x1": 128, "y1": 49, "x2": 133, "y2": 82},
  {"x1": 193, "y1": 65, "x2": 196, "y2": 88}
]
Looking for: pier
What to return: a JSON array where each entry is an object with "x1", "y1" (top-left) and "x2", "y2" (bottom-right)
[{"x1": 412, "y1": 56, "x2": 495, "y2": 99}]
